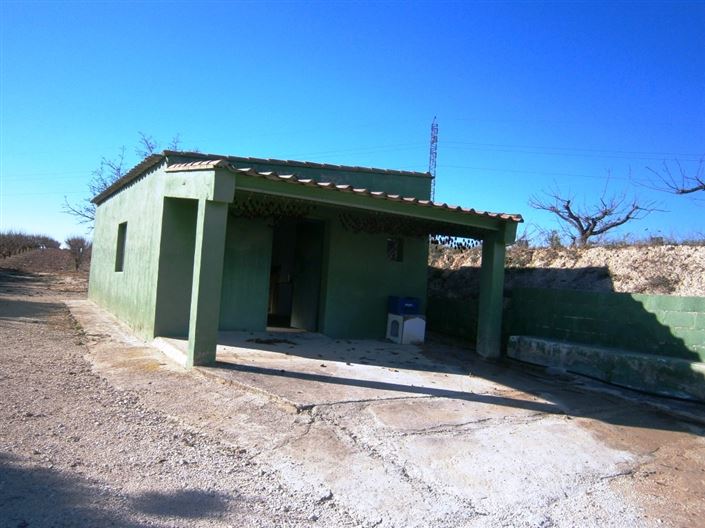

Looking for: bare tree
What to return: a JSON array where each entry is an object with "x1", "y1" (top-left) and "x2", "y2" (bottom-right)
[
  {"x1": 64, "y1": 133, "x2": 185, "y2": 225},
  {"x1": 136, "y1": 131, "x2": 182, "y2": 157},
  {"x1": 0, "y1": 231, "x2": 60, "y2": 259},
  {"x1": 65, "y1": 236, "x2": 91, "y2": 271},
  {"x1": 63, "y1": 146, "x2": 127, "y2": 224},
  {"x1": 529, "y1": 186, "x2": 658, "y2": 247},
  {"x1": 136, "y1": 132, "x2": 159, "y2": 158},
  {"x1": 166, "y1": 133, "x2": 182, "y2": 151},
  {"x1": 646, "y1": 158, "x2": 705, "y2": 195}
]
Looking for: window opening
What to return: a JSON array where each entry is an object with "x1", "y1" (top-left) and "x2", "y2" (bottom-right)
[
  {"x1": 115, "y1": 222, "x2": 127, "y2": 272},
  {"x1": 387, "y1": 237, "x2": 403, "y2": 262}
]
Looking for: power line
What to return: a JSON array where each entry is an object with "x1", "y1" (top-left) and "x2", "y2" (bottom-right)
[
  {"x1": 438, "y1": 164, "x2": 633, "y2": 181},
  {"x1": 1, "y1": 191, "x2": 85, "y2": 197},
  {"x1": 2, "y1": 175, "x2": 88, "y2": 184},
  {"x1": 443, "y1": 140, "x2": 704, "y2": 158},
  {"x1": 442, "y1": 144, "x2": 703, "y2": 162},
  {"x1": 450, "y1": 116, "x2": 705, "y2": 128},
  {"x1": 0, "y1": 170, "x2": 88, "y2": 180},
  {"x1": 281, "y1": 142, "x2": 426, "y2": 160}
]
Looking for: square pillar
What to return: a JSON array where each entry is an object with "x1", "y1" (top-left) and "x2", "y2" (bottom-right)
[
  {"x1": 476, "y1": 231, "x2": 507, "y2": 359},
  {"x1": 187, "y1": 199, "x2": 229, "y2": 366}
]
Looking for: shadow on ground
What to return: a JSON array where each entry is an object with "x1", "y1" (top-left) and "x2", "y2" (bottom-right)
[
  {"x1": 130, "y1": 489, "x2": 231, "y2": 519},
  {"x1": 214, "y1": 358, "x2": 560, "y2": 414},
  {"x1": 0, "y1": 268, "x2": 48, "y2": 294},
  {"x1": 0, "y1": 452, "x2": 139, "y2": 527},
  {"x1": 225, "y1": 331, "x2": 469, "y2": 376},
  {"x1": 0, "y1": 453, "x2": 231, "y2": 526},
  {"x1": 212, "y1": 335, "x2": 705, "y2": 437}
]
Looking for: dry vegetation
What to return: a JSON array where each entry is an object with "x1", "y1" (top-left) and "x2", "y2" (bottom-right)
[
  {"x1": 0, "y1": 230, "x2": 60, "y2": 258},
  {"x1": 0, "y1": 248, "x2": 91, "y2": 275},
  {"x1": 1, "y1": 230, "x2": 91, "y2": 276},
  {"x1": 429, "y1": 243, "x2": 705, "y2": 298}
]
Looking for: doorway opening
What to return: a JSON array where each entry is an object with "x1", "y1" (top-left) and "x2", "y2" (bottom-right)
[{"x1": 268, "y1": 219, "x2": 325, "y2": 332}]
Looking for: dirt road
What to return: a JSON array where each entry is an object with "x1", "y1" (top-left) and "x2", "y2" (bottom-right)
[
  {"x1": 0, "y1": 270, "x2": 352, "y2": 527},
  {"x1": 1, "y1": 268, "x2": 704, "y2": 527}
]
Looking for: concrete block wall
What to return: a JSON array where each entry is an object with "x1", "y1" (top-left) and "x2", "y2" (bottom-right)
[
  {"x1": 507, "y1": 288, "x2": 705, "y2": 362},
  {"x1": 426, "y1": 296, "x2": 478, "y2": 342},
  {"x1": 426, "y1": 288, "x2": 705, "y2": 363}
]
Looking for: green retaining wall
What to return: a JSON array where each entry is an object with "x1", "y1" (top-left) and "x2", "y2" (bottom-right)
[
  {"x1": 426, "y1": 296, "x2": 478, "y2": 342},
  {"x1": 507, "y1": 288, "x2": 705, "y2": 362},
  {"x1": 427, "y1": 288, "x2": 705, "y2": 363}
]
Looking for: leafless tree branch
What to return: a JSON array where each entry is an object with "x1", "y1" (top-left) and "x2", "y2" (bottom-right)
[
  {"x1": 136, "y1": 132, "x2": 158, "y2": 158},
  {"x1": 167, "y1": 134, "x2": 182, "y2": 151},
  {"x1": 529, "y1": 185, "x2": 660, "y2": 246},
  {"x1": 646, "y1": 158, "x2": 705, "y2": 195},
  {"x1": 64, "y1": 134, "x2": 184, "y2": 226}
]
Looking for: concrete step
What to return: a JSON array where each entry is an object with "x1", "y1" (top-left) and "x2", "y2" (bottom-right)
[{"x1": 507, "y1": 335, "x2": 705, "y2": 403}]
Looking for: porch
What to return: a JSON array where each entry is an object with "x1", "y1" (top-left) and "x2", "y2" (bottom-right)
[{"x1": 153, "y1": 159, "x2": 522, "y2": 367}]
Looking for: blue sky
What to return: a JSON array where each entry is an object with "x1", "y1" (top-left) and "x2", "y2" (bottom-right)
[{"x1": 1, "y1": 1, "x2": 703, "y2": 244}]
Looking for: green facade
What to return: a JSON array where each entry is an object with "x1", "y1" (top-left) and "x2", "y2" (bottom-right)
[
  {"x1": 89, "y1": 163, "x2": 168, "y2": 338},
  {"x1": 89, "y1": 152, "x2": 520, "y2": 366}
]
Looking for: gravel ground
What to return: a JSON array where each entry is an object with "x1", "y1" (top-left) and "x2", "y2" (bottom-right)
[{"x1": 0, "y1": 269, "x2": 353, "y2": 527}]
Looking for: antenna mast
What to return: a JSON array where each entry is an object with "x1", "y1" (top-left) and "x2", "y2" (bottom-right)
[{"x1": 428, "y1": 116, "x2": 438, "y2": 201}]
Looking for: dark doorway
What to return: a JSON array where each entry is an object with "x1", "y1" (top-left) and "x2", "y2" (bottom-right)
[{"x1": 268, "y1": 219, "x2": 325, "y2": 331}]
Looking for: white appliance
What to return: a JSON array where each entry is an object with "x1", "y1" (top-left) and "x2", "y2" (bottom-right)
[{"x1": 386, "y1": 314, "x2": 426, "y2": 344}]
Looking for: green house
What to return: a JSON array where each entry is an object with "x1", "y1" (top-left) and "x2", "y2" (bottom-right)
[{"x1": 88, "y1": 150, "x2": 522, "y2": 367}]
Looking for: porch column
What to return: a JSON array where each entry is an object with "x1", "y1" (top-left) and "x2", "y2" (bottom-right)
[
  {"x1": 476, "y1": 230, "x2": 507, "y2": 359},
  {"x1": 187, "y1": 198, "x2": 229, "y2": 367}
]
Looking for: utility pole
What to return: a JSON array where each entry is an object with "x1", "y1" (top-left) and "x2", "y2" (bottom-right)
[{"x1": 428, "y1": 116, "x2": 438, "y2": 201}]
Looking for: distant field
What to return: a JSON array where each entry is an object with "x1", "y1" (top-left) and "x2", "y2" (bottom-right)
[{"x1": 0, "y1": 247, "x2": 91, "y2": 274}]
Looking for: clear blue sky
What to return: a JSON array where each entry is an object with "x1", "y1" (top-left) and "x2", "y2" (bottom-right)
[{"x1": 1, "y1": 1, "x2": 703, "y2": 244}]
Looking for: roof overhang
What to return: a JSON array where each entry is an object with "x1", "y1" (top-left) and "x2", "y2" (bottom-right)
[
  {"x1": 92, "y1": 152, "x2": 523, "y2": 241},
  {"x1": 165, "y1": 160, "x2": 522, "y2": 240}
]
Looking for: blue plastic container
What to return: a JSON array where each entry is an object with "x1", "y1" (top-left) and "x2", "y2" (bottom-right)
[{"x1": 388, "y1": 296, "x2": 420, "y2": 315}]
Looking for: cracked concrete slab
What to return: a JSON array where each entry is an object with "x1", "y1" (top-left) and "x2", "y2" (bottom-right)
[{"x1": 66, "y1": 298, "x2": 705, "y2": 527}]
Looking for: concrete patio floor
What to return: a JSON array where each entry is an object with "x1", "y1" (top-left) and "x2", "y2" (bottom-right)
[{"x1": 154, "y1": 331, "x2": 558, "y2": 413}]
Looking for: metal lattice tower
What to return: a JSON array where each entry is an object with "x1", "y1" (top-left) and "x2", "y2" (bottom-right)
[{"x1": 428, "y1": 116, "x2": 438, "y2": 201}]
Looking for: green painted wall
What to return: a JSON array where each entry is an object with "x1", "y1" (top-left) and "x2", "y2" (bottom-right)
[
  {"x1": 507, "y1": 288, "x2": 705, "y2": 362},
  {"x1": 90, "y1": 162, "x2": 431, "y2": 344},
  {"x1": 427, "y1": 287, "x2": 705, "y2": 362},
  {"x1": 89, "y1": 163, "x2": 169, "y2": 339},
  {"x1": 320, "y1": 214, "x2": 428, "y2": 338},
  {"x1": 168, "y1": 154, "x2": 432, "y2": 200},
  {"x1": 426, "y1": 296, "x2": 478, "y2": 342},
  {"x1": 154, "y1": 198, "x2": 198, "y2": 337},
  {"x1": 219, "y1": 215, "x2": 273, "y2": 331},
  {"x1": 214, "y1": 206, "x2": 429, "y2": 339}
]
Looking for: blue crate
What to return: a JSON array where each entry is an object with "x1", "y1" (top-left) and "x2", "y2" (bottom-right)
[{"x1": 388, "y1": 296, "x2": 420, "y2": 315}]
